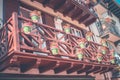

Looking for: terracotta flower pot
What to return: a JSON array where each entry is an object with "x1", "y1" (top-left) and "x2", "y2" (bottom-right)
[
  {"x1": 110, "y1": 55, "x2": 115, "y2": 64},
  {"x1": 101, "y1": 47, "x2": 107, "y2": 54},
  {"x1": 101, "y1": 39, "x2": 107, "y2": 47},
  {"x1": 97, "y1": 53, "x2": 102, "y2": 62},
  {"x1": 30, "y1": 10, "x2": 40, "y2": 22},
  {"x1": 23, "y1": 22, "x2": 32, "y2": 34},
  {"x1": 76, "y1": 49, "x2": 83, "y2": 60},
  {"x1": 78, "y1": 38, "x2": 86, "y2": 48},
  {"x1": 63, "y1": 23, "x2": 70, "y2": 34},
  {"x1": 50, "y1": 42, "x2": 59, "y2": 55},
  {"x1": 110, "y1": 58, "x2": 115, "y2": 64},
  {"x1": 105, "y1": 17, "x2": 112, "y2": 23},
  {"x1": 110, "y1": 49, "x2": 115, "y2": 64},
  {"x1": 86, "y1": 31, "x2": 93, "y2": 41}
]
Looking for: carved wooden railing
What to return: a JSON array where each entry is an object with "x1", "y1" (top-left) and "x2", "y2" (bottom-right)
[{"x1": 0, "y1": 12, "x2": 112, "y2": 65}]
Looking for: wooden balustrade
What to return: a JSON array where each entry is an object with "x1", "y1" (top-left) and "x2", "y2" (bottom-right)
[
  {"x1": 0, "y1": 12, "x2": 116, "y2": 74},
  {"x1": 5, "y1": 12, "x2": 112, "y2": 63},
  {"x1": 0, "y1": 12, "x2": 113, "y2": 64}
]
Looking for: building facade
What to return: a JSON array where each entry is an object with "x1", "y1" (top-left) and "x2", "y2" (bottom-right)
[{"x1": 0, "y1": 0, "x2": 119, "y2": 80}]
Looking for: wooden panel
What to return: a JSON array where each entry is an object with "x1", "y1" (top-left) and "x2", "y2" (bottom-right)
[{"x1": 42, "y1": 13, "x2": 55, "y2": 27}]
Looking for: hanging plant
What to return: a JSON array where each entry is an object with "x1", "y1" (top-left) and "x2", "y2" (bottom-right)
[
  {"x1": 105, "y1": 17, "x2": 112, "y2": 23},
  {"x1": 30, "y1": 10, "x2": 41, "y2": 22},
  {"x1": 77, "y1": 38, "x2": 86, "y2": 49},
  {"x1": 110, "y1": 57, "x2": 115, "y2": 64},
  {"x1": 50, "y1": 41, "x2": 59, "y2": 55},
  {"x1": 76, "y1": 48, "x2": 84, "y2": 60},
  {"x1": 86, "y1": 31, "x2": 93, "y2": 41},
  {"x1": 110, "y1": 49, "x2": 115, "y2": 64},
  {"x1": 97, "y1": 53, "x2": 102, "y2": 62},
  {"x1": 101, "y1": 39, "x2": 108, "y2": 47},
  {"x1": 23, "y1": 22, "x2": 32, "y2": 34},
  {"x1": 62, "y1": 23, "x2": 71, "y2": 34},
  {"x1": 101, "y1": 46, "x2": 108, "y2": 55}
]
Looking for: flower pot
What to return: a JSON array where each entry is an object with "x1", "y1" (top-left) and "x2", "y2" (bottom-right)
[
  {"x1": 101, "y1": 39, "x2": 107, "y2": 47},
  {"x1": 50, "y1": 42, "x2": 59, "y2": 55},
  {"x1": 76, "y1": 49, "x2": 83, "y2": 60},
  {"x1": 79, "y1": 42, "x2": 86, "y2": 48},
  {"x1": 110, "y1": 50, "x2": 115, "y2": 64},
  {"x1": 101, "y1": 47, "x2": 107, "y2": 54},
  {"x1": 97, "y1": 57, "x2": 102, "y2": 62},
  {"x1": 23, "y1": 22, "x2": 32, "y2": 34},
  {"x1": 63, "y1": 23, "x2": 70, "y2": 34},
  {"x1": 97, "y1": 53, "x2": 102, "y2": 62},
  {"x1": 86, "y1": 31, "x2": 93, "y2": 41},
  {"x1": 30, "y1": 10, "x2": 40, "y2": 22},
  {"x1": 110, "y1": 59, "x2": 115, "y2": 64},
  {"x1": 78, "y1": 38, "x2": 86, "y2": 49},
  {"x1": 101, "y1": 49, "x2": 106, "y2": 54},
  {"x1": 77, "y1": 53, "x2": 83, "y2": 60},
  {"x1": 105, "y1": 17, "x2": 112, "y2": 23},
  {"x1": 64, "y1": 28, "x2": 70, "y2": 34},
  {"x1": 51, "y1": 48, "x2": 58, "y2": 55}
]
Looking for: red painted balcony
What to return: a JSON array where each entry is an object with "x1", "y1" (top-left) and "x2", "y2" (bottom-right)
[{"x1": 0, "y1": 12, "x2": 116, "y2": 75}]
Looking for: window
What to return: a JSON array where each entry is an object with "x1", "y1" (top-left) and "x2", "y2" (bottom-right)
[{"x1": 71, "y1": 27, "x2": 84, "y2": 38}]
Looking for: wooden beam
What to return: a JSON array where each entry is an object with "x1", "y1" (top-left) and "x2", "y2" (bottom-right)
[
  {"x1": 78, "y1": 14, "x2": 90, "y2": 23},
  {"x1": 19, "y1": 58, "x2": 37, "y2": 72},
  {"x1": 67, "y1": 6, "x2": 78, "y2": 17},
  {"x1": 63, "y1": 5, "x2": 75, "y2": 16},
  {"x1": 67, "y1": 64, "x2": 84, "y2": 74},
  {"x1": 54, "y1": 0, "x2": 66, "y2": 12},
  {"x1": 54, "y1": 62, "x2": 72, "y2": 74},
  {"x1": 71, "y1": 9, "x2": 83, "y2": 20},
  {"x1": 42, "y1": 0, "x2": 50, "y2": 7},
  {"x1": 39, "y1": 60, "x2": 57, "y2": 73},
  {"x1": 77, "y1": 65, "x2": 93, "y2": 74},
  {"x1": 86, "y1": 66, "x2": 101, "y2": 74}
]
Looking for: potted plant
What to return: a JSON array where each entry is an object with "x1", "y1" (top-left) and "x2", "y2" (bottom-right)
[
  {"x1": 101, "y1": 39, "x2": 107, "y2": 47},
  {"x1": 23, "y1": 22, "x2": 32, "y2": 34},
  {"x1": 110, "y1": 56, "x2": 115, "y2": 64},
  {"x1": 77, "y1": 38, "x2": 86, "y2": 49},
  {"x1": 86, "y1": 31, "x2": 93, "y2": 41},
  {"x1": 105, "y1": 17, "x2": 112, "y2": 23},
  {"x1": 30, "y1": 10, "x2": 41, "y2": 22},
  {"x1": 110, "y1": 49, "x2": 115, "y2": 64},
  {"x1": 97, "y1": 53, "x2": 103, "y2": 62},
  {"x1": 62, "y1": 22, "x2": 71, "y2": 34},
  {"x1": 101, "y1": 46, "x2": 108, "y2": 55},
  {"x1": 50, "y1": 41, "x2": 59, "y2": 55},
  {"x1": 76, "y1": 48, "x2": 84, "y2": 60}
]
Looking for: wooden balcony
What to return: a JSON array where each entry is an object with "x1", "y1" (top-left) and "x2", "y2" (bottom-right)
[
  {"x1": 36, "y1": 0, "x2": 97, "y2": 26},
  {"x1": 0, "y1": 12, "x2": 116, "y2": 75},
  {"x1": 100, "y1": 22, "x2": 120, "y2": 42}
]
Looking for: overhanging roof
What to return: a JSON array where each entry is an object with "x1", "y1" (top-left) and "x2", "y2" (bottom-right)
[{"x1": 36, "y1": 0, "x2": 97, "y2": 26}]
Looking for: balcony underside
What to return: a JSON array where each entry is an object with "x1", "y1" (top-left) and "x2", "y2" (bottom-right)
[
  {"x1": 101, "y1": 32, "x2": 120, "y2": 42},
  {"x1": 36, "y1": 0, "x2": 96, "y2": 26},
  {"x1": 0, "y1": 51, "x2": 115, "y2": 75}
]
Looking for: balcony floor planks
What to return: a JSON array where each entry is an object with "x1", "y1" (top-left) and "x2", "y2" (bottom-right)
[{"x1": 0, "y1": 51, "x2": 116, "y2": 74}]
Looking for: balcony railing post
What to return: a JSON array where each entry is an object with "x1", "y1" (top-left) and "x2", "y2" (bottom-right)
[{"x1": 12, "y1": 12, "x2": 20, "y2": 51}]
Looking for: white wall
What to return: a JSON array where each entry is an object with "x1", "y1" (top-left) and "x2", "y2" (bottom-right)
[
  {"x1": 89, "y1": 22, "x2": 101, "y2": 44},
  {"x1": 0, "y1": 0, "x2": 3, "y2": 28}
]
